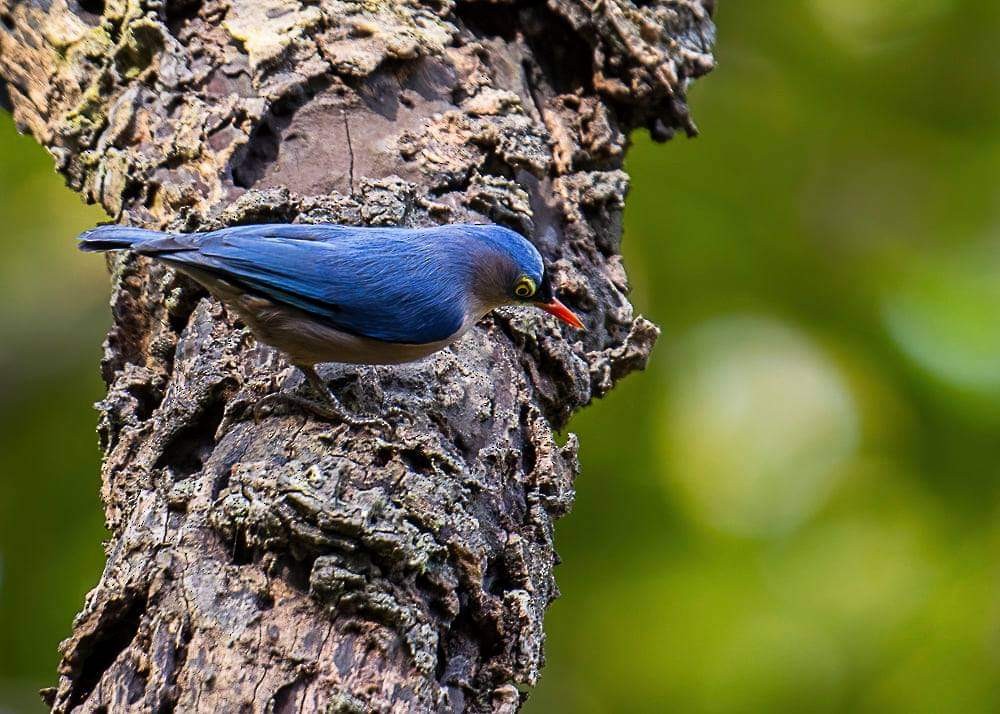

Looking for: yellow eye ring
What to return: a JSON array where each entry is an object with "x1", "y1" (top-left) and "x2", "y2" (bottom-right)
[{"x1": 514, "y1": 276, "x2": 537, "y2": 299}]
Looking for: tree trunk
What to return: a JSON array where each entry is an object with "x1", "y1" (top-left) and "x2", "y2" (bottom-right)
[{"x1": 0, "y1": 0, "x2": 714, "y2": 711}]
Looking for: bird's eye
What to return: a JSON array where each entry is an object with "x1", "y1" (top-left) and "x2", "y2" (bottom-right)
[{"x1": 514, "y1": 276, "x2": 537, "y2": 299}]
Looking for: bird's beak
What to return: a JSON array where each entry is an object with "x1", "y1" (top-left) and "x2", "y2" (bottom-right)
[{"x1": 536, "y1": 298, "x2": 585, "y2": 330}]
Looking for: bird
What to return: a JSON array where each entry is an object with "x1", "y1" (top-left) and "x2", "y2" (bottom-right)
[{"x1": 79, "y1": 222, "x2": 584, "y2": 424}]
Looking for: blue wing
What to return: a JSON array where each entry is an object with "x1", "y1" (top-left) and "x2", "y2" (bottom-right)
[{"x1": 84, "y1": 224, "x2": 470, "y2": 344}]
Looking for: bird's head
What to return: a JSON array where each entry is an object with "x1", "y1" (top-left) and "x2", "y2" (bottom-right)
[{"x1": 460, "y1": 225, "x2": 585, "y2": 330}]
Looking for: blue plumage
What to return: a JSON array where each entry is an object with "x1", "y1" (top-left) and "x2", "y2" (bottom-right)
[
  {"x1": 80, "y1": 223, "x2": 545, "y2": 345},
  {"x1": 80, "y1": 221, "x2": 584, "y2": 423}
]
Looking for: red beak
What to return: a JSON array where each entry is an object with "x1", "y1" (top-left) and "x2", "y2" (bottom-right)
[{"x1": 537, "y1": 298, "x2": 585, "y2": 330}]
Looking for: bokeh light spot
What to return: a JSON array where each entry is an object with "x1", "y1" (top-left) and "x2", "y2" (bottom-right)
[
  {"x1": 663, "y1": 316, "x2": 860, "y2": 537},
  {"x1": 809, "y1": 0, "x2": 954, "y2": 55},
  {"x1": 883, "y1": 242, "x2": 1000, "y2": 398}
]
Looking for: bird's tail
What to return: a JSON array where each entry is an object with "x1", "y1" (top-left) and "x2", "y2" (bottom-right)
[{"x1": 78, "y1": 225, "x2": 166, "y2": 252}]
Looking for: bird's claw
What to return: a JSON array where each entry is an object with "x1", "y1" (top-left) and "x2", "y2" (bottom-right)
[
  {"x1": 251, "y1": 391, "x2": 389, "y2": 429},
  {"x1": 245, "y1": 364, "x2": 393, "y2": 430}
]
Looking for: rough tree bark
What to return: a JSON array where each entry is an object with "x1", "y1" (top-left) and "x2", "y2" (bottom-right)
[{"x1": 0, "y1": 1, "x2": 714, "y2": 711}]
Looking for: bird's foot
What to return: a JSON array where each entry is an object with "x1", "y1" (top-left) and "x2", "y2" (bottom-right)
[
  {"x1": 251, "y1": 365, "x2": 390, "y2": 429},
  {"x1": 252, "y1": 390, "x2": 385, "y2": 428}
]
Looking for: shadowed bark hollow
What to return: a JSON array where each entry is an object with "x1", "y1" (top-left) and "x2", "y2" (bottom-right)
[{"x1": 0, "y1": 1, "x2": 714, "y2": 711}]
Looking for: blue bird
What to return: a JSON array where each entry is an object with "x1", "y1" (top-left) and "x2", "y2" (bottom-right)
[{"x1": 79, "y1": 223, "x2": 583, "y2": 423}]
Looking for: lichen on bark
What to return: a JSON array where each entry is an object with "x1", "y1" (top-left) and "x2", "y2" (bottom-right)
[{"x1": 0, "y1": 0, "x2": 714, "y2": 711}]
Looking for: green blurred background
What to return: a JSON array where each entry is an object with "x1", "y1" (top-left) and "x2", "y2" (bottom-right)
[{"x1": 2, "y1": 1, "x2": 1000, "y2": 711}]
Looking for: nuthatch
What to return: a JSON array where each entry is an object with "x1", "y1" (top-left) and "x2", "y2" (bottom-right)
[{"x1": 80, "y1": 223, "x2": 584, "y2": 424}]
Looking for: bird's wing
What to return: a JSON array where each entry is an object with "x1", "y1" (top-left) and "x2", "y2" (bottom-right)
[{"x1": 138, "y1": 225, "x2": 467, "y2": 344}]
